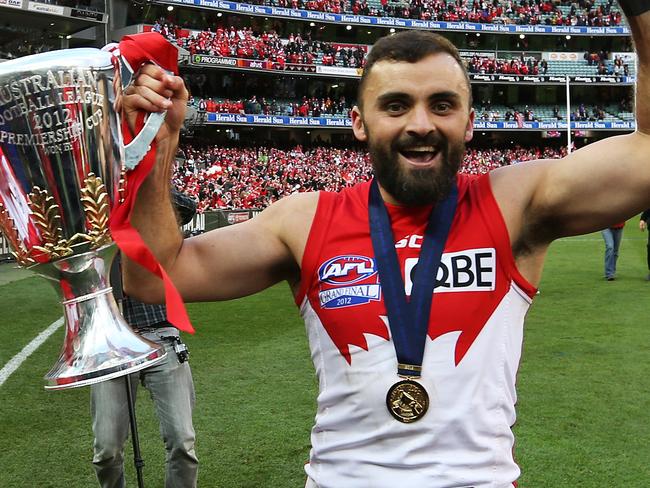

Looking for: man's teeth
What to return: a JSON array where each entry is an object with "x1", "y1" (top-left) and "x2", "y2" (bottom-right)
[{"x1": 400, "y1": 147, "x2": 439, "y2": 163}]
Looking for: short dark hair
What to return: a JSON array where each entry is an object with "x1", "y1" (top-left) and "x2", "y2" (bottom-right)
[{"x1": 357, "y1": 30, "x2": 472, "y2": 109}]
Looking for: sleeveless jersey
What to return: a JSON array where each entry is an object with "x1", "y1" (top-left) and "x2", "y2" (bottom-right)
[{"x1": 296, "y1": 173, "x2": 537, "y2": 488}]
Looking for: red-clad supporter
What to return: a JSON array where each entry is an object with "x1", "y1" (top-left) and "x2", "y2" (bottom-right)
[
  {"x1": 205, "y1": 98, "x2": 217, "y2": 112},
  {"x1": 172, "y1": 144, "x2": 567, "y2": 211}
]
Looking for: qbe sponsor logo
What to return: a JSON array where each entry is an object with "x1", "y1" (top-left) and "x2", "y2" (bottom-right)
[{"x1": 404, "y1": 248, "x2": 496, "y2": 295}]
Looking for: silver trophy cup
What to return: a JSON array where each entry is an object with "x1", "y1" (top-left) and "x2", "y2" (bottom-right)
[{"x1": 0, "y1": 48, "x2": 167, "y2": 389}]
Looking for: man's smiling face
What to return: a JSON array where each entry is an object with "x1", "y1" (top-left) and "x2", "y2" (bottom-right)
[{"x1": 352, "y1": 52, "x2": 475, "y2": 205}]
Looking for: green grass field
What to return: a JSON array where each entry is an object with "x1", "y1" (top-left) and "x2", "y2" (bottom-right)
[{"x1": 1, "y1": 226, "x2": 650, "y2": 487}]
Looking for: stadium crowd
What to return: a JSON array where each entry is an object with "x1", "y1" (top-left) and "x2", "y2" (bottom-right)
[
  {"x1": 467, "y1": 54, "x2": 544, "y2": 75},
  {"x1": 242, "y1": 0, "x2": 623, "y2": 26},
  {"x1": 190, "y1": 95, "x2": 352, "y2": 116},
  {"x1": 154, "y1": 19, "x2": 631, "y2": 80},
  {"x1": 151, "y1": 17, "x2": 636, "y2": 83},
  {"x1": 173, "y1": 144, "x2": 568, "y2": 210},
  {"x1": 153, "y1": 22, "x2": 366, "y2": 68},
  {"x1": 186, "y1": 94, "x2": 623, "y2": 123},
  {"x1": 0, "y1": 41, "x2": 55, "y2": 60}
]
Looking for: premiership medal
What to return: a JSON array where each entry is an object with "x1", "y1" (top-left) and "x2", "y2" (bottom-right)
[
  {"x1": 369, "y1": 179, "x2": 458, "y2": 423},
  {"x1": 386, "y1": 379, "x2": 429, "y2": 423}
]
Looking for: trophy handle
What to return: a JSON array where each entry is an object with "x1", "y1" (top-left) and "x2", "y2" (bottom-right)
[
  {"x1": 123, "y1": 111, "x2": 166, "y2": 170},
  {"x1": 103, "y1": 43, "x2": 170, "y2": 170}
]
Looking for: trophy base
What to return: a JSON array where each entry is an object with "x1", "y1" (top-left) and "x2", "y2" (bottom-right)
[
  {"x1": 36, "y1": 244, "x2": 168, "y2": 391},
  {"x1": 44, "y1": 349, "x2": 166, "y2": 390}
]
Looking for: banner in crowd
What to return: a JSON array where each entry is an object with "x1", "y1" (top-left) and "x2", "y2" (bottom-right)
[
  {"x1": 189, "y1": 54, "x2": 635, "y2": 84},
  {"x1": 27, "y1": 1, "x2": 64, "y2": 14},
  {"x1": 70, "y1": 7, "x2": 104, "y2": 21},
  {"x1": 191, "y1": 54, "x2": 322, "y2": 74},
  {"x1": 166, "y1": 0, "x2": 630, "y2": 36},
  {"x1": 459, "y1": 50, "x2": 498, "y2": 59},
  {"x1": 0, "y1": 0, "x2": 23, "y2": 9},
  {"x1": 473, "y1": 120, "x2": 635, "y2": 130},
  {"x1": 469, "y1": 73, "x2": 635, "y2": 84},
  {"x1": 203, "y1": 112, "x2": 634, "y2": 131},
  {"x1": 206, "y1": 112, "x2": 353, "y2": 127},
  {"x1": 5, "y1": 0, "x2": 106, "y2": 21},
  {"x1": 542, "y1": 52, "x2": 584, "y2": 61}
]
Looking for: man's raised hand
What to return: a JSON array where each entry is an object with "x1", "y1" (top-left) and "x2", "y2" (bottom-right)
[{"x1": 122, "y1": 63, "x2": 189, "y2": 144}]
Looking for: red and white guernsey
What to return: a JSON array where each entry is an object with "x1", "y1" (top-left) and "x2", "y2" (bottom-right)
[{"x1": 296, "y1": 173, "x2": 537, "y2": 488}]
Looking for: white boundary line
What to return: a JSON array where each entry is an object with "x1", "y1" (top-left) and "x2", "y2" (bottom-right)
[{"x1": 0, "y1": 317, "x2": 63, "y2": 387}]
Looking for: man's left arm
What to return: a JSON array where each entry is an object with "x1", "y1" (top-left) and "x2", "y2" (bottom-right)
[{"x1": 493, "y1": 8, "x2": 650, "y2": 245}]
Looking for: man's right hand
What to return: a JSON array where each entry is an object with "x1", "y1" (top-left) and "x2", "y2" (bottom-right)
[
  {"x1": 122, "y1": 63, "x2": 189, "y2": 145},
  {"x1": 641, "y1": 220, "x2": 647, "y2": 231}
]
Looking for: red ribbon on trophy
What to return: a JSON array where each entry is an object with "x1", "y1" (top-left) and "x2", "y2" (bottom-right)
[{"x1": 108, "y1": 32, "x2": 194, "y2": 334}]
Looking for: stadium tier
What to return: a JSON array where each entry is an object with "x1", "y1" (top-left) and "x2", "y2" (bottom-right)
[
  {"x1": 189, "y1": 96, "x2": 636, "y2": 125},
  {"x1": 222, "y1": 0, "x2": 624, "y2": 27},
  {"x1": 173, "y1": 144, "x2": 568, "y2": 210},
  {"x1": 0, "y1": 0, "x2": 638, "y2": 183},
  {"x1": 154, "y1": 24, "x2": 636, "y2": 78}
]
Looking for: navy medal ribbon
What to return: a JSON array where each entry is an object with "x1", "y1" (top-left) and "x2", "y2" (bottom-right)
[{"x1": 368, "y1": 178, "x2": 458, "y2": 378}]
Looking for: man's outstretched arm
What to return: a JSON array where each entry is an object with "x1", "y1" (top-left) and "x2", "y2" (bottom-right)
[
  {"x1": 121, "y1": 66, "x2": 316, "y2": 303},
  {"x1": 492, "y1": 7, "x2": 650, "y2": 257}
]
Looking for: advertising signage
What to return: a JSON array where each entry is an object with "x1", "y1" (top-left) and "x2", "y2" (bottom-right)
[
  {"x1": 206, "y1": 113, "x2": 353, "y2": 127},
  {"x1": 204, "y1": 112, "x2": 634, "y2": 131},
  {"x1": 70, "y1": 7, "x2": 105, "y2": 21},
  {"x1": 190, "y1": 54, "x2": 317, "y2": 73},
  {"x1": 469, "y1": 73, "x2": 635, "y2": 84},
  {"x1": 189, "y1": 55, "x2": 635, "y2": 85},
  {"x1": 166, "y1": 0, "x2": 630, "y2": 36}
]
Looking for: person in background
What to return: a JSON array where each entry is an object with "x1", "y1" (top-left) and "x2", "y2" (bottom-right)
[
  {"x1": 90, "y1": 189, "x2": 199, "y2": 488},
  {"x1": 602, "y1": 221, "x2": 625, "y2": 281},
  {"x1": 639, "y1": 209, "x2": 650, "y2": 280}
]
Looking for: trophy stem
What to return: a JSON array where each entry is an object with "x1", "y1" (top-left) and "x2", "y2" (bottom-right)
[{"x1": 33, "y1": 244, "x2": 166, "y2": 390}]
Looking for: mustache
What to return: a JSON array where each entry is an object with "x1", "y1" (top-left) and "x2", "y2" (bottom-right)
[{"x1": 392, "y1": 133, "x2": 447, "y2": 152}]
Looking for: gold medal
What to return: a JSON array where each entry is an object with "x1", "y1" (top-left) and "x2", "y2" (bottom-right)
[{"x1": 386, "y1": 379, "x2": 429, "y2": 423}]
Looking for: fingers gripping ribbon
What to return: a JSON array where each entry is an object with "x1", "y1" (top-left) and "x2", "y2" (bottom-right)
[{"x1": 105, "y1": 32, "x2": 194, "y2": 334}]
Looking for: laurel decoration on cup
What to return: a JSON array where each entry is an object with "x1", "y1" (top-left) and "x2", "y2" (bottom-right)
[
  {"x1": 28, "y1": 187, "x2": 74, "y2": 262},
  {"x1": 80, "y1": 173, "x2": 112, "y2": 249},
  {"x1": 0, "y1": 203, "x2": 35, "y2": 266}
]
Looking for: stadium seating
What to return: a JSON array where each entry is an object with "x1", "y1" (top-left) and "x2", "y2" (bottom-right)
[
  {"x1": 189, "y1": 96, "x2": 635, "y2": 124},
  {"x1": 173, "y1": 144, "x2": 567, "y2": 210},
  {"x1": 156, "y1": 23, "x2": 634, "y2": 81},
  {"x1": 246, "y1": 0, "x2": 623, "y2": 26}
]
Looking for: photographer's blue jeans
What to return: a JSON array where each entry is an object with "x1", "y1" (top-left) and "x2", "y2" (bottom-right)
[
  {"x1": 602, "y1": 227, "x2": 624, "y2": 279},
  {"x1": 90, "y1": 331, "x2": 197, "y2": 488}
]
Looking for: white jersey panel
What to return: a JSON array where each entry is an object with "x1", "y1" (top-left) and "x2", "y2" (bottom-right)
[{"x1": 301, "y1": 283, "x2": 530, "y2": 488}]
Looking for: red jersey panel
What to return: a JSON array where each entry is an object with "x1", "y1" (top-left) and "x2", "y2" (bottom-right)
[{"x1": 297, "y1": 173, "x2": 536, "y2": 488}]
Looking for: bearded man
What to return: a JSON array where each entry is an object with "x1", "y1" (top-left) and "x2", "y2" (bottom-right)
[{"x1": 122, "y1": 8, "x2": 650, "y2": 486}]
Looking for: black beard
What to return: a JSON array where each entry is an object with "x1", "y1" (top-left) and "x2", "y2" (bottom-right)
[{"x1": 369, "y1": 131, "x2": 465, "y2": 206}]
